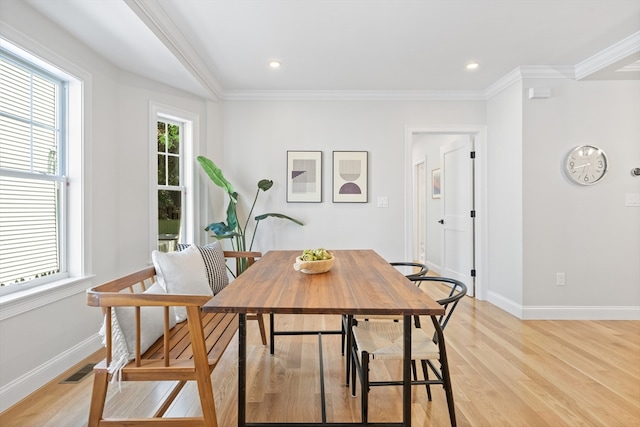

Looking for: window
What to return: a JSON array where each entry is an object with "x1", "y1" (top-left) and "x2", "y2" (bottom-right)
[
  {"x1": 0, "y1": 50, "x2": 67, "y2": 290},
  {"x1": 149, "y1": 104, "x2": 196, "y2": 256},
  {"x1": 157, "y1": 118, "x2": 184, "y2": 252}
]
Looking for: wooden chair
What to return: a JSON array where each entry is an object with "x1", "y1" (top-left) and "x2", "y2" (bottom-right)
[{"x1": 349, "y1": 276, "x2": 467, "y2": 426}]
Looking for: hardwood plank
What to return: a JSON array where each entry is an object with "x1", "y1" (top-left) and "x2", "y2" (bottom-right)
[{"x1": 2, "y1": 283, "x2": 638, "y2": 426}]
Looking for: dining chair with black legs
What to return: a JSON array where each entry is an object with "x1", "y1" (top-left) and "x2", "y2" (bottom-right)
[
  {"x1": 349, "y1": 276, "x2": 467, "y2": 426},
  {"x1": 343, "y1": 261, "x2": 429, "y2": 385}
]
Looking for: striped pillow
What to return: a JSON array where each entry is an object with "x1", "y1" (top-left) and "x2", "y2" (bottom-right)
[{"x1": 177, "y1": 242, "x2": 229, "y2": 295}]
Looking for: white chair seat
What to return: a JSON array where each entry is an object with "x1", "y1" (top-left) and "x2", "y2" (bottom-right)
[{"x1": 352, "y1": 320, "x2": 439, "y2": 361}]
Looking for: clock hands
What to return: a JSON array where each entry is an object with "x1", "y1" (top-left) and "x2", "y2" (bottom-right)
[{"x1": 572, "y1": 163, "x2": 590, "y2": 170}]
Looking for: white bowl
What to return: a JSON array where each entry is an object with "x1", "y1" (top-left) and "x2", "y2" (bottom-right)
[{"x1": 293, "y1": 255, "x2": 335, "y2": 274}]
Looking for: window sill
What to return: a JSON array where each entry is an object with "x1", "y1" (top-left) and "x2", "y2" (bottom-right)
[{"x1": 0, "y1": 275, "x2": 95, "y2": 321}]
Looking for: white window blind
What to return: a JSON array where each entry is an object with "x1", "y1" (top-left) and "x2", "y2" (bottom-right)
[{"x1": 0, "y1": 53, "x2": 66, "y2": 287}]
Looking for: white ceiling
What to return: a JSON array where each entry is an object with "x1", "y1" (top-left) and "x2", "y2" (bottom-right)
[{"x1": 24, "y1": 0, "x2": 640, "y2": 100}]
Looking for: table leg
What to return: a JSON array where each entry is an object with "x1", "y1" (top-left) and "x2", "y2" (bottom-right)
[
  {"x1": 403, "y1": 315, "x2": 411, "y2": 427},
  {"x1": 239, "y1": 313, "x2": 246, "y2": 427}
]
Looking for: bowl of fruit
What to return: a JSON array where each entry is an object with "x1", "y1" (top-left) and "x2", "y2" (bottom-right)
[{"x1": 293, "y1": 248, "x2": 335, "y2": 274}]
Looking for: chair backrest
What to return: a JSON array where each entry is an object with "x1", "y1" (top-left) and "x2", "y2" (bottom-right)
[
  {"x1": 410, "y1": 276, "x2": 467, "y2": 331},
  {"x1": 390, "y1": 261, "x2": 429, "y2": 280},
  {"x1": 224, "y1": 250, "x2": 262, "y2": 278}
]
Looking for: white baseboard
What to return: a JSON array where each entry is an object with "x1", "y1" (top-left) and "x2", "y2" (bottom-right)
[
  {"x1": 486, "y1": 291, "x2": 523, "y2": 318},
  {"x1": 0, "y1": 334, "x2": 102, "y2": 413},
  {"x1": 425, "y1": 261, "x2": 440, "y2": 275},
  {"x1": 486, "y1": 291, "x2": 640, "y2": 320},
  {"x1": 521, "y1": 306, "x2": 640, "y2": 320}
]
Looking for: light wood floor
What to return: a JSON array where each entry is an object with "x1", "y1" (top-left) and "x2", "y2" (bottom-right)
[{"x1": 1, "y1": 283, "x2": 639, "y2": 426}]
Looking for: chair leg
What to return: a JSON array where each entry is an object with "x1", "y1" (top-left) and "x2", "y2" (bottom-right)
[
  {"x1": 256, "y1": 313, "x2": 267, "y2": 346},
  {"x1": 345, "y1": 315, "x2": 353, "y2": 386},
  {"x1": 441, "y1": 357, "x2": 457, "y2": 427},
  {"x1": 350, "y1": 344, "x2": 358, "y2": 397},
  {"x1": 87, "y1": 369, "x2": 108, "y2": 427},
  {"x1": 361, "y1": 351, "x2": 369, "y2": 424},
  {"x1": 421, "y1": 359, "x2": 432, "y2": 400}
]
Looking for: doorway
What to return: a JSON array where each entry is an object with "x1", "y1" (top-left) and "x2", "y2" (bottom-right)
[{"x1": 404, "y1": 126, "x2": 487, "y2": 299}]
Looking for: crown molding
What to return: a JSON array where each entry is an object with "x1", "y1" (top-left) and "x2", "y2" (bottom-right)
[
  {"x1": 124, "y1": 0, "x2": 225, "y2": 101},
  {"x1": 223, "y1": 89, "x2": 486, "y2": 101},
  {"x1": 484, "y1": 66, "x2": 576, "y2": 99},
  {"x1": 575, "y1": 31, "x2": 640, "y2": 80}
]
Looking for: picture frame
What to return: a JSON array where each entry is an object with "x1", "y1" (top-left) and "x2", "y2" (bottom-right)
[
  {"x1": 287, "y1": 151, "x2": 322, "y2": 202},
  {"x1": 332, "y1": 151, "x2": 368, "y2": 203},
  {"x1": 432, "y1": 168, "x2": 441, "y2": 199}
]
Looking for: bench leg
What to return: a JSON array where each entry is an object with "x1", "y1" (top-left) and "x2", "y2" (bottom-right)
[
  {"x1": 188, "y1": 306, "x2": 219, "y2": 427},
  {"x1": 87, "y1": 369, "x2": 108, "y2": 427}
]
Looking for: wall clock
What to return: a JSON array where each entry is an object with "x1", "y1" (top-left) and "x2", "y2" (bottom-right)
[{"x1": 564, "y1": 145, "x2": 608, "y2": 185}]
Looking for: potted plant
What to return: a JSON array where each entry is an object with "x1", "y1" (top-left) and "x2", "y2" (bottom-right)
[{"x1": 197, "y1": 155, "x2": 303, "y2": 274}]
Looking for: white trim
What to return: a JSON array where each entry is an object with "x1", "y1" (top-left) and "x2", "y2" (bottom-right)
[
  {"x1": 0, "y1": 276, "x2": 94, "y2": 321},
  {"x1": 223, "y1": 90, "x2": 486, "y2": 101},
  {"x1": 575, "y1": 31, "x2": 640, "y2": 80},
  {"x1": 404, "y1": 125, "x2": 488, "y2": 301},
  {"x1": 0, "y1": 333, "x2": 102, "y2": 412},
  {"x1": 124, "y1": 0, "x2": 224, "y2": 101},
  {"x1": 521, "y1": 306, "x2": 640, "y2": 320},
  {"x1": 486, "y1": 290, "x2": 524, "y2": 318},
  {"x1": 485, "y1": 291, "x2": 640, "y2": 320},
  {"x1": 148, "y1": 102, "x2": 200, "y2": 259}
]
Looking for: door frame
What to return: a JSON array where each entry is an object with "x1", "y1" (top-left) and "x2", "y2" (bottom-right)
[{"x1": 404, "y1": 125, "x2": 487, "y2": 300}]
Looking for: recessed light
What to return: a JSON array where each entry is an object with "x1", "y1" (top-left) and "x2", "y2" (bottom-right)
[
  {"x1": 466, "y1": 62, "x2": 479, "y2": 70},
  {"x1": 269, "y1": 60, "x2": 281, "y2": 69}
]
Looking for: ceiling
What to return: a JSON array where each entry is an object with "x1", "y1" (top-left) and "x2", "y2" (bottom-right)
[{"x1": 24, "y1": 0, "x2": 640, "y2": 100}]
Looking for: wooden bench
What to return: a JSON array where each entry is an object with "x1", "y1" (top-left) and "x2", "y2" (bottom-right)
[{"x1": 86, "y1": 251, "x2": 262, "y2": 427}]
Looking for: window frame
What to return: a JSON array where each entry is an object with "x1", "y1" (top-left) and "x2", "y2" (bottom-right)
[
  {"x1": 0, "y1": 36, "x2": 88, "y2": 302},
  {"x1": 1, "y1": 47, "x2": 68, "y2": 292},
  {"x1": 148, "y1": 103, "x2": 197, "y2": 256}
]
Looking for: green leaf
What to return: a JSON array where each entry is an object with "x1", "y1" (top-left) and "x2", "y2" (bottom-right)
[
  {"x1": 255, "y1": 212, "x2": 304, "y2": 226},
  {"x1": 226, "y1": 199, "x2": 239, "y2": 232},
  {"x1": 204, "y1": 222, "x2": 239, "y2": 238},
  {"x1": 197, "y1": 156, "x2": 235, "y2": 197},
  {"x1": 258, "y1": 179, "x2": 273, "y2": 191}
]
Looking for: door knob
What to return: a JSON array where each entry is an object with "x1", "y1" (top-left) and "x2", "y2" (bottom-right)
[{"x1": 438, "y1": 219, "x2": 444, "y2": 224}]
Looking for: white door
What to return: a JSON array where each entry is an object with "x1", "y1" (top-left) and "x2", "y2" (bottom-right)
[{"x1": 440, "y1": 136, "x2": 475, "y2": 296}]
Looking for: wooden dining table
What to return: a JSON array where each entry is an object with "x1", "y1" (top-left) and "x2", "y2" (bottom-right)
[{"x1": 203, "y1": 249, "x2": 445, "y2": 427}]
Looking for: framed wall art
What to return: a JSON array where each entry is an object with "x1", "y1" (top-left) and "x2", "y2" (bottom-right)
[
  {"x1": 287, "y1": 151, "x2": 322, "y2": 202},
  {"x1": 332, "y1": 151, "x2": 368, "y2": 203},
  {"x1": 432, "y1": 168, "x2": 441, "y2": 199}
]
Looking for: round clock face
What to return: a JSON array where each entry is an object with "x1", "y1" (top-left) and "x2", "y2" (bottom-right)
[{"x1": 565, "y1": 145, "x2": 608, "y2": 185}]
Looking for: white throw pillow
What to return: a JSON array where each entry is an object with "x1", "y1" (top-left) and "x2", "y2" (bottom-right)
[
  {"x1": 177, "y1": 241, "x2": 229, "y2": 295},
  {"x1": 152, "y1": 245, "x2": 212, "y2": 322}
]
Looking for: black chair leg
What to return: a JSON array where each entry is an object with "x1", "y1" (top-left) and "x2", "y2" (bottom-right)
[
  {"x1": 344, "y1": 315, "x2": 353, "y2": 385},
  {"x1": 361, "y1": 351, "x2": 369, "y2": 424},
  {"x1": 420, "y1": 359, "x2": 432, "y2": 400}
]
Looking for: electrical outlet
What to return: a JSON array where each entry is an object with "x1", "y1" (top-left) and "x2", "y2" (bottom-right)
[{"x1": 556, "y1": 273, "x2": 566, "y2": 286}]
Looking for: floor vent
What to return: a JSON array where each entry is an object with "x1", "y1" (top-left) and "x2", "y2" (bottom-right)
[{"x1": 60, "y1": 363, "x2": 96, "y2": 384}]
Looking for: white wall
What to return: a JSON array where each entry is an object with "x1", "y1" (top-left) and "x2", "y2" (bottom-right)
[
  {"x1": 522, "y1": 78, "x2": 640, "y2": 316},
  {"x1": 0, "y1": 1, "x2": 219, "y2": 411},
  {"x1": 220, "y1": 100, "x2": 485, "y2": 261},
  {"x1": 486, "y1": 81, "x2": 525, "y2": 312}
]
